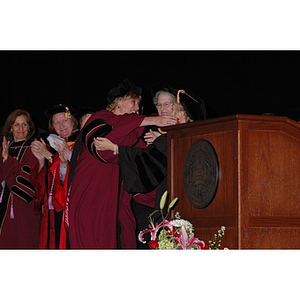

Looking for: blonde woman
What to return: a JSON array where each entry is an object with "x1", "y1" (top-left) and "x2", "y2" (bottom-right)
[
  {"x1": 68, "y1": 78, "x2": 178, "y2": 249},
  {"x1": 94, "y1": 86, "x2": 208, "y2": 249}
]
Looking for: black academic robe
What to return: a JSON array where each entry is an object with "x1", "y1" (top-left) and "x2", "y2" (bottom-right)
[
  {"x1": 118, "y1": 134, "x2": 168, "y2": 197},
  {"x1": 118, "y1": 134, "x2": 168, "y2": 248}
]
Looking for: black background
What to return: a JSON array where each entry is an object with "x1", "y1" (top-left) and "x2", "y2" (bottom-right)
[{"x1": 1, "y1": 50, "x2": 300, "y2": 131}]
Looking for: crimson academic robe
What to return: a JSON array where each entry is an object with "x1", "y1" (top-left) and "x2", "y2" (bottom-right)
[
  {"x1": 0, "y1": 139, "x2": 41, "y2": 249},
  {"x1": 68, "y1": 110, "x2": 145, "y2": 249},
  {"x1": 32, "y1": 131, "x2": 78, "y2": 249}
]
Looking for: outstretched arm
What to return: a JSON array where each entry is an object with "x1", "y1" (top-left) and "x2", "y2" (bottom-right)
[{"x1": 140, "y1": 115, "x2": 177, "y2": 127}]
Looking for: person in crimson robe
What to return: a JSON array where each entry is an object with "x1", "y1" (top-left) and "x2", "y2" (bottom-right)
[
  {"x1": 94, "y1": 86, "x2": 208, "y2": 248},
  {"x1": 68, "y1": 78, "x2": 178, "y2": 249},
  {"x1": 0, "y1": 109, "x2": 41, "y2": 249},
  {"x1": 31, "y1": 104, "x2": 79, "y2": 249}
]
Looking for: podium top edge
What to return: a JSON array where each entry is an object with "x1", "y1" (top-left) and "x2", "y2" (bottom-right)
[{"x1": 163, "y1": 114, "x2": 300, "y2": 131}]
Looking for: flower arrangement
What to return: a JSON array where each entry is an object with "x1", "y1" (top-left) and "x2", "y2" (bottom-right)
[{"x1": 138, "y1": 191, "x2": 226, "y2": 250}]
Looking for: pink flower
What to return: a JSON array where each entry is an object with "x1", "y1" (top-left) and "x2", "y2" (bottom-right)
[
  {"x1": 138, "y1": 220, "x2": 173, "y2": 244},
  {"x1": 174, "y1": 226, "x2": 206, "y2": 250}
]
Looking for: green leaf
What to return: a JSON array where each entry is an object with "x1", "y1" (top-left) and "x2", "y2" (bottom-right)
[
  {"x1": 148, "y1": 209, "x2": 159, "y2": 220},
  {"x1": 167, "y1": 197, "x2": 178, "y2": 212},
  {"x1": 159, "y1": 191, "x2": 168, "y2": 210}
]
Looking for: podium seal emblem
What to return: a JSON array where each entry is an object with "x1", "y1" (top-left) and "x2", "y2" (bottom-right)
[{"x1": 183, "y1": 139, "x2": 219, "y2": 208}]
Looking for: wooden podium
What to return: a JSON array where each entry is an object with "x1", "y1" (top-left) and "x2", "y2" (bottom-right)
[{"x1": 166, "y1": 114, "x2": 300, "y2": 249}]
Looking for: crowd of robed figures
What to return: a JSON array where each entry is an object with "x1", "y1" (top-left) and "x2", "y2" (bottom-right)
[{"x1": 0, "y1": 78, "x2": 207, "y2": 249}]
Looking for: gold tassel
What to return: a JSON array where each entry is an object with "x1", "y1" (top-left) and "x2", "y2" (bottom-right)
[
  {"x1": 176, "y1": 89, "x2": 198, "y2": 104},
  {"x1": 158, "y1": 127, "x2": 167, "y2": 134},
  {"x1": 65, "y1": 106, "x2": 71, "y2": 118},
  {"x1": 176, "y1": 89, "x2": 185, "y2": 103}
]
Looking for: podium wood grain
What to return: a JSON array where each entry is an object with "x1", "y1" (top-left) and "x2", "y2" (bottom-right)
[{"x1": 166, "y1": 114, "x2": 300, "y2": 249}]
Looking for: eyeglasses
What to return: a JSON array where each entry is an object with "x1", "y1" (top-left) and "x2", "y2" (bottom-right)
[{"x1": 155, "y1": 102, "x2": 173, "y2": 109}]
